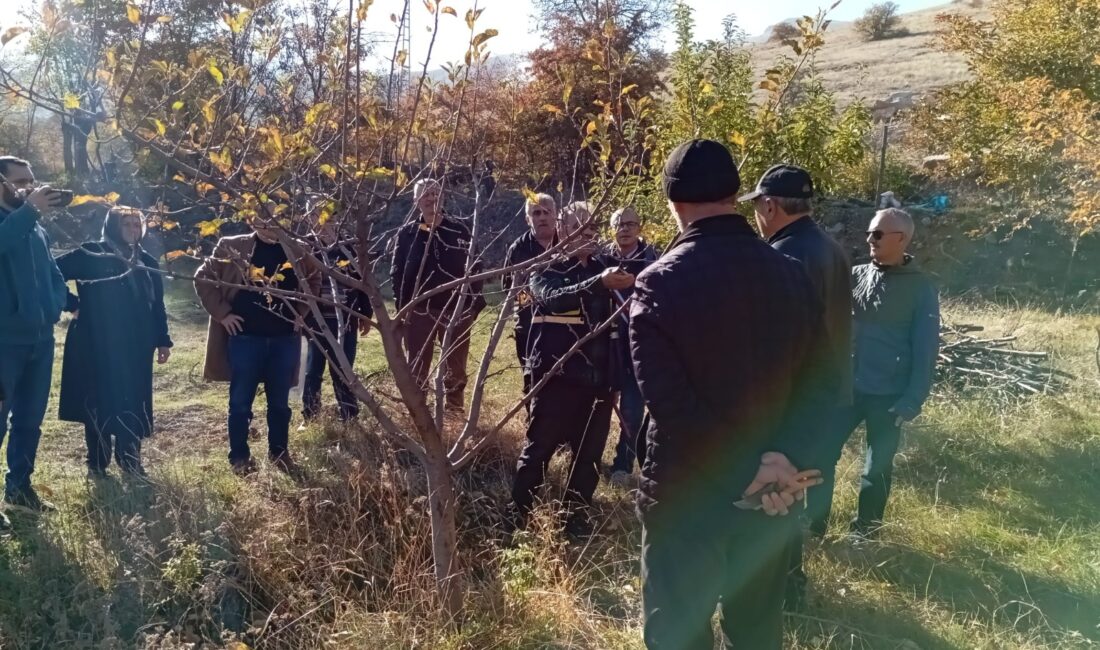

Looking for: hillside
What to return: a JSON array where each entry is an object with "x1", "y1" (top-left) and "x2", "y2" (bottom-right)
[{"x1": 749, "y1": 1, "x2": 993, "y2": 105}]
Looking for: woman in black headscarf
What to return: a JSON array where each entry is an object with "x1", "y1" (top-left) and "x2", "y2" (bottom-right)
[{"x1": 56, "y1": 207, "x2": 172, "y2": 478}]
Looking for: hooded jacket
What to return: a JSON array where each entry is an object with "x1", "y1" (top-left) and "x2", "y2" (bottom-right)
[
  {"x1": 0, "y1": 203, "x2": 67, "y2": 343},
  {"x1": 851, "y1": 257, "x2": 940, "y2": 420}
]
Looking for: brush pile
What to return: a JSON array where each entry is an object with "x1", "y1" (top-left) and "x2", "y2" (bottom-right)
[{"x1": 936, "y1": 324, "x2": 1072, "y2": 398}]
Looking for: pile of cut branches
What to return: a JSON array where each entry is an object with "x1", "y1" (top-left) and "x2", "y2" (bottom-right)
[{"x1": 936, "y1": 324, "x2": 1072, "y2": 398}]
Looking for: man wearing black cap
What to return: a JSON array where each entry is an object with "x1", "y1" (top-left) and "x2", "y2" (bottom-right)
[
  {"x1": 630, "y1": 140, "x2": 827, "y2": 649},
  {"x1": 742, "y1": 164, "x2": 853, "y2": 609}
]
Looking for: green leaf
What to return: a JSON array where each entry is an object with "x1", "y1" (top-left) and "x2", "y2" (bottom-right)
[{"x1": 63, "y1": 93, "x2": 81, "y2": 110}]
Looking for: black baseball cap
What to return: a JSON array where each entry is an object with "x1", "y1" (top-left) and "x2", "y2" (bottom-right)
[
  {"x1": 662, "y1": 139, "x2": 741, "y2": 204},
  {"x1": 737, "y1": 164, "x2": 814, "y2": 202}
]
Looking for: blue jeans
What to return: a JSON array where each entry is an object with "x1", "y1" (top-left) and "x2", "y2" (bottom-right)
[
  {"x1": 227, "y1": 335, "x2": 299, "y2": 463},
  {"x1": 610, "y1": 364, "x2": 646, "y2": 473},
  {"x1": 303, "y1": 316, "x2": 359, "y2": 422},
  {"x1": 0, "y1": 338, "x2": 54, "y2": 495}
]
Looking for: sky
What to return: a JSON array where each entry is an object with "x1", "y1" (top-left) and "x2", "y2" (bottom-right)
[{"x1": 6, "y1": 0, "x2": 953, "y2": 67}]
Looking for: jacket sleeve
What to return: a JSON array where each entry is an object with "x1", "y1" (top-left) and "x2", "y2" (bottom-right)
[
  {"x1": 146, "y1": 255, "x2": 173, "y2": 348},
  {"x1": 0, "y1": 204, "x2": 38, "y2": 254},
  {"x1": 502, "y1": 240, "x2": 517, "y2": 293},
  {"x1": 768, "y1": 306, "x2": 834, "y2": 471},
  {"x1": 530, "y1": 267, "x2": 606, "y2": 313},
  {"x1": 893, "y1": 281, "x2": 940, "y2": 420},
  {"x1": 628, "y1": 278, "x2": 719, "y2": 468},
  {"x1": 195, "y1": 238, "x2": 234, "y2": 321},
  {"x1": 54, "y1": 248, "x2": 87, "y2": 313},
  {"x1": 389, "y1": 226, "x2": 410, "y2": 309}
]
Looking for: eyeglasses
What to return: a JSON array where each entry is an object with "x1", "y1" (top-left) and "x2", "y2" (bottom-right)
[
  {"x1": 866, "y1": 230, "x2": 904, "y2": 241},
  {"x1": 614, "y1": 222, "x2": 640, "y2": 231}
]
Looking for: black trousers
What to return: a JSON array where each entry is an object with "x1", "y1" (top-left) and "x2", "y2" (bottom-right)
[
  {"x1": 514, "y1": 326, "x2": 532, "y2": 398},
  {"x1": 85, "y1": 421, "x2": 142, "y2": 473},
  {"x1": 642, "y1": 502, "x2": 795, "y2": 649},
  {"x1": 303, "y1": 315, "x2": 360, "y2": 422},
  {"x1": 511, "y1": 376, "x2": 613, "y2": 514}
]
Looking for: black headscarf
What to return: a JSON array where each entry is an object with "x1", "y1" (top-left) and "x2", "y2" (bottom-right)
[{"x1": 101, "y1": 208, "x2": 155, "y2": 305}]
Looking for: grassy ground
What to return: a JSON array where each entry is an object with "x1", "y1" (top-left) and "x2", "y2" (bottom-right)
[{"x1": 1, "y1": 279, "x2": 1098, "y2": 649}]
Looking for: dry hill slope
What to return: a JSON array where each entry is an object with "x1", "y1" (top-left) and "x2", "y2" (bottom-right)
[{"x1": 749, "y1": 1, "x2": 993, "y2": 104}]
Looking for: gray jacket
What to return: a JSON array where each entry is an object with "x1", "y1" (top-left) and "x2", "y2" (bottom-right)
[{"x1": 852, "y1": 257, "x2": 940, "y2": 420}]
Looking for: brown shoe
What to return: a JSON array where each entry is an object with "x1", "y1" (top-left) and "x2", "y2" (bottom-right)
[{"x1": 270, "y1": 452, "x2": 298, "y2": 474}]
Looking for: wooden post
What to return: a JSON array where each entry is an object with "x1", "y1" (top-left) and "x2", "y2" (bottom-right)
[{"x1": 875, "y1": 119, "x2": 890, "y2": 204}]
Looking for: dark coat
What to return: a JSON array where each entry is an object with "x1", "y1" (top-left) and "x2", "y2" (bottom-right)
[
  {"x1": 628, "y1": 215, "x2": 829, "y2": 510},
  {"x1": 56, "y1": 242, "x2": 172, "y2": 437},
  {"x1": 768, "y1": 216, "x2": 853, "y2": 406},
  {"x1": 528, "y1": 254, "x2": 618, "y2": 390},
  {"x1": 503, "y1": 230, "x2": 557, "y2": 334},
  {"x1": 390, "y1": 215, "x2": 485, "y2": 314}
]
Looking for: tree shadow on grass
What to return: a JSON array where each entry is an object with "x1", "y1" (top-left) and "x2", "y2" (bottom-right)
[
  {"x1": 897, "y1": 413, "x2": 1100, "y2": 533},
  {"x1": 824, "y1": 537, "x2": 1100, "y2": 646}
]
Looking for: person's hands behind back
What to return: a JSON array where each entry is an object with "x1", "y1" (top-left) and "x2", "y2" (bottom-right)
[{"x1": 743, "y1": 452, "x2": 823, "y2": 516}]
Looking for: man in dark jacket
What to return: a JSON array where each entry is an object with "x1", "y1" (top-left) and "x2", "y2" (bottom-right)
[
  {"x1": 0, "y1": 156, "x2": 69, "y2": 524},
  {"x1": 844, "y1": 208, "x2": 939, "y2": 538},
  {"x1": 502, "y1": 193, "x2": 558, "y2": 399},
  {"x1": 743, "y1": 164, "x2": 852, "y2": 607},
  {"x1": 630, "y1": 140, "x2": 825, "y2": 649},
  {"x1": 390, "y1": 179, "x2": 485, "y2": 412},
  {"x1": 510, "y1": 202, "x2": 634, "y2": 536},
  {"x1": 301, "y1": 217, "x2": 373, "y2": 425},
  {"x1": 605, "y1": 206, "x2": 660, "y2": 484}
]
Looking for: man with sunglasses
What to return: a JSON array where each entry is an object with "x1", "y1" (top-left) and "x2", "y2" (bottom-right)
[
  {"x1": 0, "y1": 156, "x2": 70, "y2": 526},
  {"x1": 605, "y1": 206, "x2": 659, "y2": 485},
  {"x1": 845, "y1": 208, "x2": 940, "y2": 539},
  {"x1": 742, "y1": 164, "x2": 852, "y2": 610},
  {"x1": 502, "y1": 193, "x2": 558, "y2": 400}
]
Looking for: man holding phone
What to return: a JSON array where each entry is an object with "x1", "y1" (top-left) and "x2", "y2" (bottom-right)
[{"x1": 0, "y1": 156, "x2": 70, "y2": 528}]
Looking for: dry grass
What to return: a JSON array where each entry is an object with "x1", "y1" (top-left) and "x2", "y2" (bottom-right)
[
  {"x1": 749, "y1": 2, "x2": 993, "y2": 105},
  {"x1": 1, "y1": 281, "x2": 1098, "y2": 648}
]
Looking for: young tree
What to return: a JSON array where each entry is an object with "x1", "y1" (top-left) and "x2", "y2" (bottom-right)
[
  {"x1": 0, "y1": 0, "x2": 645, "y2": 623},
  {"x1": 854, "y1": 2, "x2": 907, "y2": 41},
  {"x1": 910, "y1": 0, "x2": 1100, "y2": 235}
]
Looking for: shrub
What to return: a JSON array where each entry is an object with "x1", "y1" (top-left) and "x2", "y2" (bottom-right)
[
  {"x1": 855, "y1": 2, "x2": 907, "y2": 41},
  {"x1": 768, "y1": 21, "x2": 801, "y2": 43}
]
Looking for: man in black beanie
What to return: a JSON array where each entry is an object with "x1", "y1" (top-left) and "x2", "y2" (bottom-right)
[{"x1": 629, "y1": 139, "x2": 827, "y2": 649}]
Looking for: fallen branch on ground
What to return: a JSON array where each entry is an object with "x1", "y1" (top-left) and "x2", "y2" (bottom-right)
[{"x1": 936, "y1": 323, "x2": 1071, "y2": 400}]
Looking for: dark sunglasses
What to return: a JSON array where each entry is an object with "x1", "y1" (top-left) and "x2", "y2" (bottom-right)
[{"x1": 866, "y1": 230, "x2": 904, "y2": 241}]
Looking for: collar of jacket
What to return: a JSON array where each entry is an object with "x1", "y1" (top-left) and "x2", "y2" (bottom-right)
[
  {"x1": 417, "y1": 214, "x2": 453, "y2": 231},
  {"x1": 670, "y1": 214, "x2": 755, "y2": 252},
  {"x1": 872, "y1": 254, "x2": 920, "y2": 274},
  {"x1": 766, "y1": 215, "x2": 816, "y2": 245},
  {"x1": 522, "y1": 229, "x2": 557, "y2": 248}
]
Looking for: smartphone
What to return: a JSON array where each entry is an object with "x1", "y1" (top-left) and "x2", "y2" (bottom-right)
[{"x1": 48, "y1": 189, "x2": 74, "y2": 207}]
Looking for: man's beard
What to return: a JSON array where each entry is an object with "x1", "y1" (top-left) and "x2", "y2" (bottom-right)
[{"x1": 1, "y1": 185, "x2": 25, "y2": 210}]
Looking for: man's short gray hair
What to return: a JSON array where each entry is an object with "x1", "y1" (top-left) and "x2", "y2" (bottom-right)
[
  {"x1": 611, "y1": 206, "x2": 641, "y2": 227},
  {"x1": 772, "y1": 196, "x2": 813, "y2": 217},
  {"x1": 525, "y1": 193, "x2": 556, "y2": 216},
  {"x1": 560, "y1": 200, "x2": 593, "y2": 227},
  {"x1": 413, "y1": 178, "x2": 442, "y2": 201},
  {"x1": 877, "y1": 207, "x2": 914, "y2": 239}
]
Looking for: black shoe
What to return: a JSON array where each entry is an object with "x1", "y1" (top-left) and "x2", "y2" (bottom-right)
[
  {"x1": 86, "y1": 467, "x2": 109, "y2": 481},
  {"x1": 784, "y1": 579, "x2": 808, "y2": 612},
  {"x1": 230, "y1": 457, "x2": 258, "y2": 477},
  {"x1": 121, "y1": 465, "x2": 150, "y2": 483},
  {"x1": 564, "y1": 511, "x2": 594, "y2": 542},
  {"x1": 4, "y1": 487, "x2": 57, "y2": 514}
]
